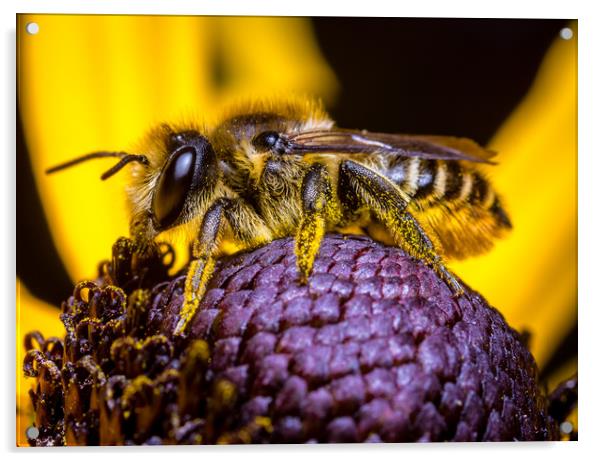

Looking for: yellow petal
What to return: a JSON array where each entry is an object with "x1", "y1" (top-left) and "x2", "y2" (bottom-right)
[
  {"x1": 215, "y1": 17, "x2": 338, "y2": 104},
  {"x1": 450, "y1": 24, "x2": 577, "y2": 366},
  {"x1": 16, "y1": 279, "x2": 65, "y2": 446},
  {"x1": 18, "y1": 15, "x2": 337, "y2": 281}
]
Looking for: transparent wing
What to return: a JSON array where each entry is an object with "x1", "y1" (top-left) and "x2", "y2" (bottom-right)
[{"x1": 285, "y1": 129, "x2": 497, "y2": 164}]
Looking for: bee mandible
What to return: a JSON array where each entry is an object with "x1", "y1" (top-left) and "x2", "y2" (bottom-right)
[{"x1": 47, "y1": 96, "x2": 511, "y2": 336}]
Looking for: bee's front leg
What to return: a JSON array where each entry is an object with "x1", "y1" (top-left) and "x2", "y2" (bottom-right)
[
  {"x1": 295, "y1": 163, "x2": 335, "y2": 284},
  {"x1": 129, "y1": 212, "x2": 159, "y2": 258},
  {"x1": 117, "y1": 212, "x2": 162, "y2": 285},
  {"x1": 175, "y1": 198, "x2": 231, "y2": 337},
  {"x1": 339, "y1": 160, "x2": 464, "y2": 296},
  {"x1": 175, "y1": 198, "x2": 272, "y2": 336}
]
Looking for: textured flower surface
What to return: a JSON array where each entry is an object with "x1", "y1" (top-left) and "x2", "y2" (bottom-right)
[{"x1": 23, "y1": 234, "x2": 563, "y2": 445}]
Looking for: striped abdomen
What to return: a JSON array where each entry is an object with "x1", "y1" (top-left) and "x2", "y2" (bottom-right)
[
  {"x1": 383, "y1": 156, "x2": 511, "y2": 258},
  {"x1": 385, "y1": 156, "x2": 511, "y2": 227}
]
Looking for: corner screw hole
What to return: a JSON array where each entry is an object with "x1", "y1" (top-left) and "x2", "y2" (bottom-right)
[
  {"x1": 26, "y1": 22, "x2": 39, "y2": 35},
  {"x1": 560, "y1": 27, "x2": 573, "y2": 40},
  {"x1": 25, "y1": 426, "x2": 39, "y2": 440}
]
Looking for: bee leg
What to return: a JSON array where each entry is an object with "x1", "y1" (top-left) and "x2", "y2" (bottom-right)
[
  {"x1": 175, "y1": 198, "x2": 231, "y2": 337},
  {"x1": 129, "y1": 212, "x2": 158, "y2": 255},
  {"x1": 295, "y1": 163, "x2": 332, "y2": 284},
  {"x1": 175, "y1": 198, "x2": 272, "y2": 336},
  {"x1": 339, "y1": 160, "x2": 464, "y2": 296},
  {"x1": 127, "y1": 212, "x2": 162, "y2": 280}
]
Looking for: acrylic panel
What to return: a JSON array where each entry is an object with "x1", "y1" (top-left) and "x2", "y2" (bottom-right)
[{"x1": 16, "y1": 15, "x2": 577, "y2": 445}]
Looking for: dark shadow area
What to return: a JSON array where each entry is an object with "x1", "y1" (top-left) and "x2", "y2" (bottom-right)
[
  {"x1": 541, "y1": 323, "x2": 578, "y2": 382},
  {"x1": 16, "y1": 108, "x2": 73, "y2": 305},
  {"x1": 313, "y1": 17, "x2": 568, "y2": 144}
]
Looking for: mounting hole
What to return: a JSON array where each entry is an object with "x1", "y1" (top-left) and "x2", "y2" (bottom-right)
[
  {"x1": 560, "y1": 27, "x2": 573, "y2": 40},
  {"x1": 25, "y1": 426, "x2": 39, "y2": 440},
  {"x1": 560, "y1": 421, "x2": 573, "y2": 434},
  {"x1": 26, "y1": 22, "x2": 39, "y2": 35}
]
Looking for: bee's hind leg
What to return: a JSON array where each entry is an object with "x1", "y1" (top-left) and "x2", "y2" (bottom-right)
[
  {"x1": 295, "y1": 163, "x2": 337, "y2": 284},
  {"x1": 339, "y1": 160, "x2": 464, "y2": 296}
]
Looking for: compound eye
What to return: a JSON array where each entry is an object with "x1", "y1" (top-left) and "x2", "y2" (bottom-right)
[
  {"x1": 252, "y1": 131, "x2": 281, "y2": 152},
  {"x1": 153, "y1": 146, "x2": 195, "y2": 229}
]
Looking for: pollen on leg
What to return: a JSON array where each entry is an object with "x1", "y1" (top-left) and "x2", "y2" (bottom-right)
[
  {"x1": 295, "y1": 163, "x2": 331, "y2": 285},
  {"x1": 176, "y1": 257, "x2": 216, "y2": 336},
  {"x1": 295, "y1": 212, "x2": 326, "y2": 284}
]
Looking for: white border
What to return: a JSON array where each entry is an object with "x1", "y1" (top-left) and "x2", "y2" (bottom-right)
[{"x1": 4, "y1": 0, "x2": 601, "y2": 459}]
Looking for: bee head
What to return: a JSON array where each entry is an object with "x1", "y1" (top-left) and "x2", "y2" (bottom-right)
[{"x1": 151, "y1": 129, "x2": 218, "y2": 231}]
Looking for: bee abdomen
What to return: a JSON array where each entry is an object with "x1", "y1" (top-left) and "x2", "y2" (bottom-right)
[
  {"x1": 441, "y1": 161, "x2": 464, "y2": 200},
  {"x1": 438, "y1": 163, "x2": 491, "y2": 206},
  {"x1": 386, "y1": 158, "x2": 511, "y2": 228},
  {"x1": 388, "y1": 157, "x2": 445, "y2": 200},
  {"x1": 447, "y1": 166, "x2": 512, "y2": 229},
  {"x1": 407, "y1": 159, "x2": 461, "y2": 203},
  {"x1": 412, "y1": 159, "x2": 438, "y2": 200},
  {"x1": 489, "y1": 196, "x2": 512, "y2": 229},
  {"x1": 468, "y1": 172, "x2": 493, "y2": 206},
  {"x1": 415, "y1": 160, "x2": 512, "y2": 229}
]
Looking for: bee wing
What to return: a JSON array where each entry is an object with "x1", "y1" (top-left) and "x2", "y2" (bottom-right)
[{"x1": 286, "y1": 129, "x2": 496, "y2": 164}]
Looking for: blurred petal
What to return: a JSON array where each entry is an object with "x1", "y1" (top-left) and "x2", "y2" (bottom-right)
[
  {"x1": 215, "y1": 17, "x2": 338, "y2": 103},
  {"x1": 450, "y1": 24, "x2": 577, "y2": 366},
  {"x1": 16, "y1": 279, "x2": 64, "y2": 446},
  {"x1": 18, "y1": 15, "x2": 337, "y2": 281}
]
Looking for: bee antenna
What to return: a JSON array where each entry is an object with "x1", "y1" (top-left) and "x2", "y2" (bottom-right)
[
  {"x1": 45, "y1": 152, "x2": 150, "y2": 179},
  {"x1": 100, "y1": 155, "x2": 150, "y2": 180},
  {"x1": 46, "y1": 152, "x2": 128, "y2": 174}
]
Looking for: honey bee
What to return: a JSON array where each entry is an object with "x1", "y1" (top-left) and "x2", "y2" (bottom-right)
[{"x1": 47, "y1": 96, "x2": 511, "y2": 336}]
